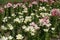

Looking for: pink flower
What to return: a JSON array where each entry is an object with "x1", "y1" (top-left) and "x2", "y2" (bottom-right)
[
  {"x1": 34, "y1": 25, "x2": 40, "y2": 30},
  {"x1": 0, "y1": 7, "x2": 4, "y2": 13},
  {"x1": 39, "y1": 17, "x2": 50, "y2": 26},
  {"x1": 49, "y1": 0, "x2": 54, "y2": 3},
  {"x1": 30, "y1": 22, "x2": 36, "y2": 27},
  {"x1": 30, "y1": 22, "x2": 40, "y2": 30},
  {"x1": 28, "y1": 3, "x2": 32, "y2": 7},
  {"x1": 6, "y1": 3, "x2": 12, "y2": 8},
  {"x1": 13, "y1": 3, "x2": 22, "y2": 8},
  {"x1": 44, "y1": 0, "x2": 48, "y2": 2},
  {"x1": 51, "y1": 9, "x2": 60, "y2": 16},
  {"x1": 40, "y1": 0, "x2": 48, "y2": 2},
  {"x1": 32, "y1": 1, "x2": 38, "y2": 5},
  {"x1": 39, "y1": 0, "x2": 54, "y2": 3}
]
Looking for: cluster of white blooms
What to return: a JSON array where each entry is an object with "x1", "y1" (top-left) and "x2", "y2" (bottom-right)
[
  {"x1": 0, "y1": 36, "x2": 13, "y2": 40},
  {"x1": 22, "y1": 25, "x2": 36, "y2": 36},
  {"x1": 2, "y1": 17, "x2": 8, "y2": 22},
  {"x1": 1, "y1": 24, "x2": 13, "y2": 31},
  {"x1": 22, "y1": 7, "x2": 28, "y2": 13},
  {"x1": 51, "y1": 27, "x2": 55, "y2": 31},
  {"x1": 11, "y1": 13, "x2": 16, "y2": 17},
  {"x1": 14, "y1": 18, "x2": 20, "y2": 23},
  {"x1": 40, "y1": 13, "x2": 51, "y2": 17},
  {"x1": 1, "y1": 25, "x2": 7, "y2": 30},
  {"x1": 14, "y1": 17, "x2": 24, "y2": 23},
  {"x1": 7, "y1": 24, "x2": 13, "y2": 30},
  {"x1": 24, "y1": 16, "x2": 32, "y2": 23},
  {"x1": 43, "y1": 29, "x2": 49, "y2": 32},
  {"x1": 39, "y1": 6, "x2": 47, "y2": 11},
  {"x1": 2, "y1": 16, "x2": 11, "y2": 22},
  {"x1": 31, "y1": 13, "x2": 35, "y2": 16},
  {"x1": 18, "y1": 12, "x2": 23, "y2": 15},
  {"x1": 8, "y1": 36, "x2": 13, "y2": 40},
  {"x1": 16, "y1": 34, "x2": 24, "y2": 40},
  {"x1": 22, "y1": 22, "x2": 40, "y2": 36}
]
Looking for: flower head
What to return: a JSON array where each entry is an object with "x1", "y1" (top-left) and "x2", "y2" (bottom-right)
[
  {"x1": 6, "y1": 3, "x2": 12, "y2": 8},
  {"x1": 39, "y1": 0, "x2": 48, "y2": 2},
  {"x1": 16, "y1": 34, "x2": 24, "y2": 40},
  {"x1": 51, "y1": 9, "x2": 60, "y2": 16},
  {"x1": 39, "y1": 17, "x2": 51, "y2": 27},
  {"x1": 32, "y1": 1, "x2": 38, "y2": 5}
]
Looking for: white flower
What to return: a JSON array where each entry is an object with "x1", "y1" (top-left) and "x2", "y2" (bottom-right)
[
  {"x1": 22, "y1": 10, "x2": 28, "y2": 13},
  {"x1": 22, "y1": 8, "x2": 28, "y2": 13},
  {"x1": 29, "y1": 26, "x2": 35, "y2": 32},
  {"x1": 34, "y1": 26, "x2": 40, "y2": 30},
  {"x1": 43, "y1": 29, "x2": 49, "y2": 32},
  {"x1": 2, "y1": 17, "x2": 8, "y2": 22},
  {"x1": 39, "y1": 7, "x2": 46, "y2": 11},
  {"x1": 22, "y1": 25, "x2": 26, "y2": 29},
  {"x1": 4, "y1": 5, "x2": 7, "y2": 8},
  {"x1": 14, "y1": 18, "x2": 20, "y2": 23},
  {"x1": 42, "y1": 7, "x2": 46, "y2": 11},
  {"x1": 36, "y1": 15, "x2": 40, "y2": 18},
  {"x1": 22, "y1": 26, "x2": 35, "y2": 32},
  {"x1": 46, "y1": 23, "x2": 51, "y2": 27},
  {"x1": 25, "y1": 27, "x2": 30, "y2": 32},
  {"x1": 22, "y1": 4, "x2": 26, "y2": 8},
  {"x1": 24, "y1": 8, "x2": 28, "y2": 11},
  {"x1": 7, "y1": 24, "x2": 13, "y2": 30},
  {"x1": 11, "y1": 13, "x2": 16, "y2": 17},
  {"x1": 24, "y1": 16, "x2": 32, "y2": 23},
  {"x1": 51, "y1": 28, "x2": 55, "y2": 31},
  {"x1": 18, "y1": 12, "x2": 23, "y2": 15},
  {"x1": 30, "y1": 28, "x2": 35, "y2": 33},
  {"x1": 16, "y1": 34, "x2": 23, "y2": 40},
  {"x1": 19, "y1": 16, "x2": 23, "y2": 18},
  {"x1": 1, "y1": 36, "x2": 8, "y2": 40},
  {"x1": 20, "y1": 18, "x2": 24, "y2": 22},
  {"x1": 8, "y1": 36, "x2": 13, "y2": 40},
  {"x1": 13, "y1": 4, "x2": 18, "y2": 8},
  {"x1": 8, "y1": 17, "x2": 11, "y2": 19},
  {"x1": 1, "y1": 25, "x2": 7, "y2": 30},
  {"x1": 40, "y1": 13, "x2": 51, "y2": 17},
  {"x1": 30, "y1": 32, "x2": 35, "y2": 36},
  {"x1": 31, "y1": 13, "x2": 35, "y2": 16}
]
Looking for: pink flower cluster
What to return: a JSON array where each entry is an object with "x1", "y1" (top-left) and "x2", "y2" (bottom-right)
[
  {"x1": 39, "y1": 17, "x2": 51, "y2": 27},
  {"x1": 4, "y1": 2, "x2": 22, "y2": 8},
  {"x1": 30, "y1": 22, "x2": 40, "y2": 30},
  {"x1": 39, "y1": 0, "x2": 54, "y2": 3},
  {"x1": 51, "y1": 9, "x2": 60, "y2": 16}
]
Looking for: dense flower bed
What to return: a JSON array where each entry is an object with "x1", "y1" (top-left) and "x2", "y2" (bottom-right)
[{"x1": 0, "y1": 0, "x2": 60, "y2": 40}]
